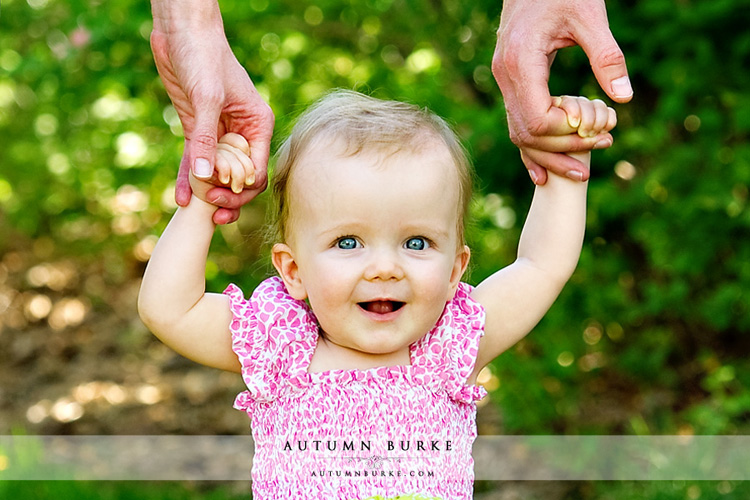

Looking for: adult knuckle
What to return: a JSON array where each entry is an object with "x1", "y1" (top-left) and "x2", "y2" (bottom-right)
[
  {"x1": 500, "y1": 39, "x2": 523, "y2": 77},
  {"x1": 192, "y1": 133, "x2": 217, "y2": 150},
  {"x1": 525, "y1": 115, "x2": 548, "y2": 138},
  {"x1": 595, "y1": 46, "x2": 626, "y2": 70},
  {"x1": 510, "y1": 126, "x2": 534, "y2": 147}
]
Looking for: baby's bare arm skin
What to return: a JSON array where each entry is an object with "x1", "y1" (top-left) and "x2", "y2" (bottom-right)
[
  {"x1": 137, "y1": 134, "x2": 256, "y2": 373},
  {"x1": 470, "y1": 96, "x2": 616, "y2": 381}
]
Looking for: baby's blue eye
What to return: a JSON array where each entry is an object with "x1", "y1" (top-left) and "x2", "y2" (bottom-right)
[
  {"x1": 405, "y1": 237, "x2": 428, "y2": 251},
  {"x1": 337, "y1": 237, "x2": 359, "y2": 250}
]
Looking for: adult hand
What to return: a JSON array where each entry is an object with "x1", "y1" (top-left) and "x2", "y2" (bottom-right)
[
  {"x1": 150, "y1": 0, "x2": 274, "y2": 224},
  {"x1": 492, "y1": 0, "x2": 632, "y2": 185}
]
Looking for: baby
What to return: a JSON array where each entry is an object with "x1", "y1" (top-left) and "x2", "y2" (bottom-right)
[{"x1": 138, "y1": 90, "x2": 615, "y2": 499}]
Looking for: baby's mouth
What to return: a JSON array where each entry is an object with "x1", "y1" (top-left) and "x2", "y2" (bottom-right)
[{"x1": 359, "y1": 300, "x2": 405, "y2": 314}]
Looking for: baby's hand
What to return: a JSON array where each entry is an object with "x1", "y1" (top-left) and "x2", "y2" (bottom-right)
[
  {"x1": 551, "y1": 95, "x2": 617, "y2": 141},
  {"x1": 189, "y1": 133, "x2": 256, "y2": 203}
]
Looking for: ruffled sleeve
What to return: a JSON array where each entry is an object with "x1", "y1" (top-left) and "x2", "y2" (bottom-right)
[
  {"x1": 412, "y1": 282, "x2": 487, "y2": 403},
  {"x1": 224, "y1": 277, "x2": 318, "y2": 415}
]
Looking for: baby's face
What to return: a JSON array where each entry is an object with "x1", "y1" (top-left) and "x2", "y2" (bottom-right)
[{"x1": 276, "y1": 137, "x2": 469, "y2": 361}]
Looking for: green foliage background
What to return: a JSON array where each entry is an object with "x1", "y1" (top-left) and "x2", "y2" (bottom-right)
[{"x1": 2, "y1": 0, "x2": 750, "y2": 497}]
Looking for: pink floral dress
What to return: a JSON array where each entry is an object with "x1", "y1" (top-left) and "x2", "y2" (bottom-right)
[{"x1": 224, "y1": 277, "x2": 486, "y2": 500}]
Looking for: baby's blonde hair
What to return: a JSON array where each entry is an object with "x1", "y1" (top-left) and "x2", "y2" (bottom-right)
[{"x1": 272, "y1": 89, "x2": 473, "y2": 245}]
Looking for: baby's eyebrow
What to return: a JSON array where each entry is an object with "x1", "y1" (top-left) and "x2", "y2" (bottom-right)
[{"x1": 402, "y1": 224, "x2": 451, "y2": 240}]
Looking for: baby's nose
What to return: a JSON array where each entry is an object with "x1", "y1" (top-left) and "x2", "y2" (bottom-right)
[{"x1": 363, "y1": 248, "x2": 404, "y2": 281}]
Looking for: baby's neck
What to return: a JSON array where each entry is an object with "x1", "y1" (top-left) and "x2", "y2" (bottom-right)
[{"x1": 306, "y1": 336, "x2": 412, "y2": 374}]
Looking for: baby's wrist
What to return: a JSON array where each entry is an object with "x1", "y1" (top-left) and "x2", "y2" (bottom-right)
[{"x1": 187, "y1": 193, "x2": 220, "y2": 218}]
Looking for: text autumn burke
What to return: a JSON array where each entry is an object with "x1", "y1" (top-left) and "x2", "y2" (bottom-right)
[{"x1": 283, "y1": 440, "x2": 453, "y2": 452}]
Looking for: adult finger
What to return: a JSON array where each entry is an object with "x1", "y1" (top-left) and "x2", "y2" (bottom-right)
[
  {"x1": 209, "y1": 184, "x2": 267, "y2": 225},
  {"x1": 212, "y1": 208, "x2": 241, "y2": 226},
  {"x1": 492, "y1": 36, "x2": 561, "y2": 144},
  {"x1": 522, "y1": 147, "x2": 591, "y2": 182},
  {"x1": 245, "y1": 101, "x2": 274, "y2": 191},
  {"x1": 574, "y1": 16, "x2": 633, "y2": 102},
  {"x1": 520, "y1": 151, "x2": 548, "y2": 186},
  {"x1": 185, "y1": 88, "x2": 223, "y2": 182},
  {"x1": 515, "y1": 131, "x2": 611, "y2": 154},
  {"x1": 205, "y1": 185, "x2": 263, "y2": 210},
  {"x1": 175, "y1": 147, "x2": 193, "y2": 207}
]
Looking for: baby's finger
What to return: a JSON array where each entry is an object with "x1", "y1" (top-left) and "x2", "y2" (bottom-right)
[
  {"x1": 576, "y1": 98, "x2": 597, "y2": 138},
  {"x1": 220, "y1": 149, "x2": 245, "y2": 194},
  {"x1": 552, "y1": 96, "x2": 582, "y2": 133},
  {"x1": 230, "y1": 159, "x2": 247, "y2": 194},
  {"x1": 215, "y1": 148, "x2": 233, "y2": 185},
  {"x1": 219, "y1": 133, "x2": 251, "y2": 156},
  {"x1": 223, "y1": 146, "x2": 255, "y2": 188},
  {"x1": 234, "y1": 149, "x2": 256, "y2": 186},
  {"x1": 606, "y1": 107, "x2": 618, "y2": 132},
  {"x1": 591, "y1": 99, "x2": 611, "y2": 135}
]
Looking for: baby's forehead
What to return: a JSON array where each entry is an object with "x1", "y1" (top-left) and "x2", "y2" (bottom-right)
[
  {"x1": 289, "y1": 138, "x2": 460, "y2": 212},
  {"x1": 298, "y1": 132, "x2": 454, "y2": 170}
]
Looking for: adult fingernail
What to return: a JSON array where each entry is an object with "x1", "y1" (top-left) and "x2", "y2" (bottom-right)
[
  {"x1": 594, "y1": 138, "x2": 612, "y2": 149},
  {"x1": 194, "y1": 158, "x2": 212, "y2": 178},
  {"x1": 566, "y1": 170, "x2": 584, "y2": 181},
  {"x1": 611, "y1": 76, "x2": 633, "y2": 99},
  {"x1": 528, "y1": 170, "x2": 539, "y2": 185}
]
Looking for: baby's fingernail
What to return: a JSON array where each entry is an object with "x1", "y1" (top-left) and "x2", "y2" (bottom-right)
[
  {"x1": 611, "y1": 76, "x2": 633, "y2": 99},
  {"x1": 566, "y1": 170, "x2": 584, "y2": 181},
  {"x1": 569, "y1": 116, "x2": 581, "y2": 128},
  {"x1": 232, "y1": 185, "x2": 242, "y2": 194},
  {"x1": 245, "y1": 174, "x2": 255, "y2": 186},
  {"x1": 194, "y1": 158, "x2": 212, "y2": 178},
  {"x1": 528, "y1": 170, "x2": 539, "y2": 185}
]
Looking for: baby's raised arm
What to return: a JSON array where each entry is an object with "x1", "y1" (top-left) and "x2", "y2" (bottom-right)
[
  {"x1": 471, "y1": 96, "x2": 616, "y2": 376},
  {"x1": 137, "y1": 134, "x2": 257, "y2": 373}
]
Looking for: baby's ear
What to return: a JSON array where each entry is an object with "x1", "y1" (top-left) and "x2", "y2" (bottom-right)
[
  {"x1": 448, "y1": 245, "x2": 471, "y2": 298},
  {"x1": 271, "y1": 243, "x2": 307, "y2": 300}
]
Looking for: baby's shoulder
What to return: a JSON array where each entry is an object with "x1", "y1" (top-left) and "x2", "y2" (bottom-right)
[
  {"x1": 225, "y1": 277, "x2": 307, "y2": 318},
  {"x1": 435, "y1": 282, "x2": 485, "y2": 336},
  {"x1": 225, "y1": 276, "x2": 317, "y2": 355}
]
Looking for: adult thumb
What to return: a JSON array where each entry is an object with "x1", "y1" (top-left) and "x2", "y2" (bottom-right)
[
  {"x1": 187, "y1": 107, "x2": 221, "y2": 180},
  {"x1": 577, "y1": 26, "x2": 633, "y2": 103}
]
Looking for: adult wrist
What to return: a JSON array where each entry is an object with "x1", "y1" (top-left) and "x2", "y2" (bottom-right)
[{"x1": 151, "y1": 0, "x2": 223, "y2": 35}]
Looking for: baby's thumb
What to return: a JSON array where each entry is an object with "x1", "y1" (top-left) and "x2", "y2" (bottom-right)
[{"x1": 188, "y1": 109, "x2": 221, "y2": 180}]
